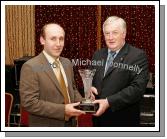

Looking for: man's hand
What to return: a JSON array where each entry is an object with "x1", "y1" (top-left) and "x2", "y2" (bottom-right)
[
  {"x1": 65, "y1": 102, "x2": 86, "y2": 117},
  {"x1": 89, "y1": 86, "x2": 98, "y2": 101},
  {"x1": 93, "y1": 99, "x2": 110, "y2": 116}
]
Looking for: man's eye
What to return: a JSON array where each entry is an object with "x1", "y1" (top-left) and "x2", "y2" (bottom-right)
[
  {"x1": 113, "y1": 31, "x2": 118, "y2": 34},
  {"x1": 51, "y1": 37, "x2": 56, "y2": 41},
  {"x1": 59, "y1": 37, "x2": 64, "y2": 41},
  {"x1": 105, "y1": 32, "x2": 110, "y2": 35}
]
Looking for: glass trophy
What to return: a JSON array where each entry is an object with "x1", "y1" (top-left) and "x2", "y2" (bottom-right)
[{"x1": 77, "y1": 69, "x2": 99, "y2": 113}]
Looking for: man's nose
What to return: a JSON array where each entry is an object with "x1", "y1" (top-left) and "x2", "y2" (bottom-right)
[
  {"x1": 109, "y1": 33, "x2": 114, "y2": 39},
  {"x1": 55, "y1": 40, "x2": 61, "y2": 46}
]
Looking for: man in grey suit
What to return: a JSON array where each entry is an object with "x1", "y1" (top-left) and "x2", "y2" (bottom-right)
[
  {"x1": 90, "y1": 16, "x2": 149, "y2": 126},
  {"x1": 20, "y1": 23, "x2": 85, "y2": 127}
]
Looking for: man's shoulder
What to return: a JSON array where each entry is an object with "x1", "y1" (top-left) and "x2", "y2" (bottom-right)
[
  {"x1": 23, "y1": 53, "x2": 44, "y2": 66},
  {"x1": 60, "y1": 57, "x2": 71, "y2": 63},
  {"x1": 60, "y1": 57, "x2": 73, "y2": 67},
  {"x1": 124, "y1": 43, "x2": 147, "y2": 61},
  {"x1": 126, "y1": 43, "x2": 145, "y2": 54},
  {"x1": 93, "y1": 47, "x2": 107, "y2": 57},
  {"x1": 95, "y1": 47, "x2": 107, "y2": 53}
]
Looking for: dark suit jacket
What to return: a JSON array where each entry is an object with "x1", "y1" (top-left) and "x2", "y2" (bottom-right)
[
  {"x1": 19, "y1": 52, "x2": 82, "y2": 127},
  {"x1": 92, "y1": 43, "x2": 149, "y2": 126}
]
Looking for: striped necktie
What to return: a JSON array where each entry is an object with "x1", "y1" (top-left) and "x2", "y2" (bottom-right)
[{"x1": 104, "y1": 51, "x2": 116, "y2": 76}]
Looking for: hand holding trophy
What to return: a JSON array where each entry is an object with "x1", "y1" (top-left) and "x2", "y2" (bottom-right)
[{"x1": 76, "y1": 69, "x2": 99, "y2": 113}]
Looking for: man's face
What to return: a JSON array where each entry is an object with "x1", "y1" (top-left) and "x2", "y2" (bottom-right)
[
  {"x1": 40, "y1": 24, "x2": 65, "y2": 58},
  {"x1": 103, "y1": 21, "x2": 126, "y2": 51}
]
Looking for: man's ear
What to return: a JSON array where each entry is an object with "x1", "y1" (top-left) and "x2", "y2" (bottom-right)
[
  {"x1": 40, "y1": 36, "x2": 45, "y2": 45},
  {"x1": 122, "y1": 31, "x2": 126, "y2": 39}
]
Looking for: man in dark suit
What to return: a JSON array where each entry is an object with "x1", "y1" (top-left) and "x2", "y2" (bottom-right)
[
  {"x1": 19, "y1": 23, "x2": 85, "y2": 127},
  {"x1": 90, "y1": 16, "x2": 149, "y2": 126}
]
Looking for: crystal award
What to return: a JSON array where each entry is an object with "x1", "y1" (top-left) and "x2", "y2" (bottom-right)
[{"x1": 77, "y1": 69, "x2": 99, "y2": 113}]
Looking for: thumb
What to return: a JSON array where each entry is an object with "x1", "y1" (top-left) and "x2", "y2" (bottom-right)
[
  {"x1": 92, "y1": 100, "x2": 99, "y2": 104},
  {"x1": 91, "y1": 87, "x2": 98, "y2": 95},
  {"x1": 72, "y1": 102, "x2": 80, "y2": 106}
]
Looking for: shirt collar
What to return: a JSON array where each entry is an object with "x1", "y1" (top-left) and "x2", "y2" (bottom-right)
[
  {"x1": 108, "y1": 48, "x2": 120, "y2": 55},
  {"x1": 43, "y1": 50, "x2": 60, "y2": 64}
]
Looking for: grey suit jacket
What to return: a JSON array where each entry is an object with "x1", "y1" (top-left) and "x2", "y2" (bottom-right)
[{"x1": 19, "y1": 52, "x2": 82, "y2": 127}]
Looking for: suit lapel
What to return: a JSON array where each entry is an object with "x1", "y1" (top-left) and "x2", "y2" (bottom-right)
[
  {"x1": 98, "y1": 48, "x2": 108, "y2": 80},
  {"x1": 104, "y1": 43, "x2": 129, "y2": 77},
  {"x1": 39, "y1": 53, "x2": 62, "y2": 93},
  {"x1": 59, "y1": 57, "x2": 73, "y2": 101},
  {"x1": 59, "y1": 57, "x2": 71, "y2": 86}
]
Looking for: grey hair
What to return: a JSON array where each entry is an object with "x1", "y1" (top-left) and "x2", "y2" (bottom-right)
[{"x1": 103, "y1": 16, "x2": 127, "y2": 33}]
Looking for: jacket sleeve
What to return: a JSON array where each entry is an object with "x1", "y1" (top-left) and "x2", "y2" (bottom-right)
[
  {"x1": 19, "y1": 63, "x2": 65, "y2": 120},
  {"x1": 107, "y1": 52, "x2": 149, "y2": 112}
]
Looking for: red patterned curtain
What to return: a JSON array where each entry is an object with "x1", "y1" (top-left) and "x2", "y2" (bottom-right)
[
  {"x1": 101, "y1": 5, "x2": 155, "y2": 73},
  {"x1": 35, "y1": 5, "x2": 155, "y2": 89},
  {"x1": 35, "y1": 6, "x2": 97, "y2": 89}
]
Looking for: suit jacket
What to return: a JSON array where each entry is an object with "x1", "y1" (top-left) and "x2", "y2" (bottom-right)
[
  {"x1": 19, "y1": 52, "x2": 82, "y2": 127},
  {"x1": 92, "y1": 43, "x2": 149, "y2": 126}
]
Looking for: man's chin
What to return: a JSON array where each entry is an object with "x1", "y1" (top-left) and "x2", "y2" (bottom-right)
[
  {"x1": 51, "y1": 53, "x2": 61, "y2": 58},
  {"x1": 107, "y1": 45, "x2": 116, "y2": 49}
]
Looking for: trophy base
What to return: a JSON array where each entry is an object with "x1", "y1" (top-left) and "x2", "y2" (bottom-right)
[{"x1": 76, "y1": 100, "x2": 99, "y2": 113}]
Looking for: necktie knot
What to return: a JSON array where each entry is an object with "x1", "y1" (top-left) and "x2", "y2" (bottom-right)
[
  {"x1": 53, "y1": 59, "x2": 60, "y2": 68},
  {"x1": 107, "y1": 51, "x2": 116, "y2": 63},
  {"x1": 109, "y1": 51, "x2": 116, "y2": 58}
]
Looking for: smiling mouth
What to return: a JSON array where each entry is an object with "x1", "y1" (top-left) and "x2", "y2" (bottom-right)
[
  {"x1": 53, "y1": 48, "x2": 61, "y2": 50},
  {"x1": 53, "y1": 50, "x2": 61, "y2": 53}
]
